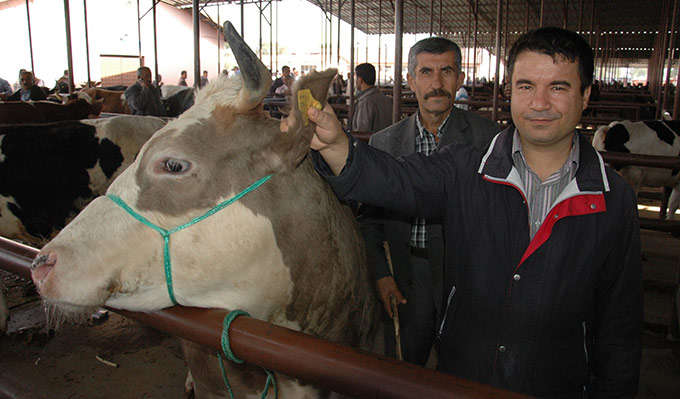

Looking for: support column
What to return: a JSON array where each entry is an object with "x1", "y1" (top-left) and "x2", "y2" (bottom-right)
[
  {"x1": 137, "y1": 0, "x2": 143, "y2": 66},
  {"x1": 492, "y1": 0, "x2": 502, "y2": 122},
  {"x1": 25, "y1": 0, "x2": 35, "y2": 77},
  {"x1": 348, "y1": 0, "x2": 356, "y2": 129},
  {"x1": 472, "y1": 0, "x2": 478, "y2": 98},
  {"x1": 63, "y1": 0, "x2": 75, "y2": 93},
  {"x1": 83, "y1": 0, "x2": 92, "y2": 88},
  {"x1": 152, "y1": 0, "x2": 159, "y2": 87},
  {"x1": 193, "y1": 0, "x2": 200, "y2": 89},
  {"x1": 393, "y1": 0, "x2": 404, "y2": 123}
]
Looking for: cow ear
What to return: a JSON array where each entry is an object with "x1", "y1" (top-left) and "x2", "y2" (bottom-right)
[{"x1": 265, "y1": 69, "x2": 337, "y2": 173}]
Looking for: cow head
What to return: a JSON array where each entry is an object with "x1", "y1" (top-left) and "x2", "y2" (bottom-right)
[{"x1": 31, "y1": 21, "x2": 340, "y2": 325}]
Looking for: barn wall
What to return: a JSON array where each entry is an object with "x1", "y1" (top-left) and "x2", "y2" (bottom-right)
[{"x1": 0, "y1": 0, "x2": 223, "y2": 89}]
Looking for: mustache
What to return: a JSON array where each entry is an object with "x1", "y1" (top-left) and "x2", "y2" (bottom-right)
[
  {"x1": 522, "y1": 111, "x2": 560, "y2": 120},
  {"x1": 423, "y1": 89, "x2": 451, "y2": 100}
]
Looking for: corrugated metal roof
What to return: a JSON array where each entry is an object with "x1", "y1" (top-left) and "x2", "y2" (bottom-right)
[
  {"x1": 161, "y1": 0, "x2": 676, "y2": 61},
  {"x1": 313, "y1": 0, "x2": 673, "y2": 60}
]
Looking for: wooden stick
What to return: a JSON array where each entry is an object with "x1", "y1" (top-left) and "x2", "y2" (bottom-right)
[{"x1": 382, "y1": 241, "x2": 403, "y2": 361}]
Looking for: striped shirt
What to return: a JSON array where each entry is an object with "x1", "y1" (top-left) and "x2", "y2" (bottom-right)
[
  {"x1": 511, "y1": 129, "x2": 580, "y2": 239},
  {"x1": 410, "y1": 112, "x2": 452, "y2": 249}
]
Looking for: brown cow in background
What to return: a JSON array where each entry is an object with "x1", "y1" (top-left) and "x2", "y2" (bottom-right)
[
  {"x1": 0, "y1": 99, "x2": 103, "y2": 124},
  {"x1": 78, "y1": 88, "x2": 131, "y2": 114}
]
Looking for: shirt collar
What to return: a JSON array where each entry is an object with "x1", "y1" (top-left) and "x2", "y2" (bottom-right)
[
  {"x1": 415, "y1": 110, "x2": 452, "y2": 140},
  {"x1": 511, "y1": 128, "x2": 580, "y2": 180}
]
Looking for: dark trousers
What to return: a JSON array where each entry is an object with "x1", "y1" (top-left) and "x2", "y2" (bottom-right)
[{"x1": 383, "y1": 254, "x2": 437, "y2": 366}]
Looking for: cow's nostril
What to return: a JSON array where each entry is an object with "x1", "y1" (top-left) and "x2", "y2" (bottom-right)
[
  {"x1": 31, "y1": 253, "x2": 57, "y2": 288},
  {"x1": 31, "y1": 254, "x2": 51, "y2": 270}
]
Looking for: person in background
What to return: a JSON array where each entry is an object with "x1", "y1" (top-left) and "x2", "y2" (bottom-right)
[
  {"x1": 124, "y1": 66, "x2": 166, "y2": 116},
  {"x1": 275, "y1": 74, "x2": 294, "y2": 97},
  {"x1": 178, "y1": 70, "x2": 188, "y2": 86},
  {"x1": 350, "y1": 63, "x2": 393, "y2": 133},
  {"x1": 12, "y1": 69, "x2": 26, "y2": 92},
  {"x1": 153, "y1": 74, "x2": 163, "y2": 89},
  {"x1": 0, "y1": 77, "x2": 13, "y2": 97},
  {"x1": 200, "y1": 70, "x2": 209, "y2": 87},
  {"x1": 359, "y1": 37, "x2": 499, "y2": 367},
  {"x1": 454, "y1": 85, "x2": 469, "y2": 110},
  {"x1": 3, "y1": 70, "x2": 46, "y2": 101},
  {"x1": 270, "y1": 65, "x2": 291, "y2": 94},
  {"x1": 303, "y1": 27, "x2": 642, "y2": 397}
]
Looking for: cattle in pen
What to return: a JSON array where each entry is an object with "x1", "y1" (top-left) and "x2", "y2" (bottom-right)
[
  {"x1": 0, "y1": 115, "x2": 167, "y2": 247},
  {"x1": 0, "y1": 99, "x2": 103, "y2": 124},
  {"x1": 78, "y1": 88, "x2": 131, "y2": 114},
  {"x1": 30, "y1": 22, "x2": 378, "y2": 398},
  {"x1": 592, "y1": 119, "x2": 680, "y2": 219}
]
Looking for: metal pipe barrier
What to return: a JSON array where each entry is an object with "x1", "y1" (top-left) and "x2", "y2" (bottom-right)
[
  {"x1": 0, "y1": 237, "x2": 528, "y2": 399},
  {"x1": 600, "y1": 151, "x2": 680, "y2": 169}
]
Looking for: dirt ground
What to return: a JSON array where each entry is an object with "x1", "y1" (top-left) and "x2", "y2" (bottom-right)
[
  {"x1": 0, "y1": 275, "x2": 188, "y2": 398},
  {"x1": 1, "y1": 212, "x2": 679, "y2": 398}
]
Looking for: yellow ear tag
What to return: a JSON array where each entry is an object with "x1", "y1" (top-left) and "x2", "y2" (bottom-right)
[{"x1": 297, "y1": 89, "x2": 322, "y2": 126}]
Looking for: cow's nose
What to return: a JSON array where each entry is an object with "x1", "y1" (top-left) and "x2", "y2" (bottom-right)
[{"x1": 31, "y1": 253, "x2": 57, "y2": 288}]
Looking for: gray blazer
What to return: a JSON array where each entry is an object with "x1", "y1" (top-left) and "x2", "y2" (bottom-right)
[{"x1": 360, "y1": 107, "x2": 500, "y2": 321}]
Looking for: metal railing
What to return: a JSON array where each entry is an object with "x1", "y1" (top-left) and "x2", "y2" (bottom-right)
[{"x1": 0, "y1": 237, "x2": 527, "y2": 399}]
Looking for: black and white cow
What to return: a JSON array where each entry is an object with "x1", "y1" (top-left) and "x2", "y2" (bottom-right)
[
  {"x1": 0, "y1": 115, "x2": 167, "y2": 246},
  {"x1": 592, "y1": 119, "x2": 680, "y2": 219},
  {"x1": 29, "y1": 22, "x2": 378, "y2": 398}
]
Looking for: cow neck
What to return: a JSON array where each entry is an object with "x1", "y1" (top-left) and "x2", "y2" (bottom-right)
[{"x1": 107, "y1": 174, "x2": 273, "y2": 306}]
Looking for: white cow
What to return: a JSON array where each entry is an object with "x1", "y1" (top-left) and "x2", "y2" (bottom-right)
[
  {"x1": 30, "y1": 22, "x2": 378, "y2": 398},
  {"x1": 592, "y1": 119, "x2": 680, "y2": 219}
]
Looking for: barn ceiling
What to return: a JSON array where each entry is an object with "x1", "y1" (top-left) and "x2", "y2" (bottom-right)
[
  {"x1": 162, "y1": 0, "x2": 678, "y2": 61},
  {"x1": 313, "y1": 0, "x2": 676, "y2": 61}
]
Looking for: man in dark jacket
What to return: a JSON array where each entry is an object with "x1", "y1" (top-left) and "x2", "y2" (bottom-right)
[
  {"x1": 4, "y1": 71, "x2": 46, "y2": 101},
  {"x1": 124, "y1": 66, "x2": 166, "y2": 117},
  {"x1": 360, "y1": 37, "x2": 499, "y2": 366},
  {"x1": 351, "y1": 63, "x2": 393, "y2": 133},
  {"x1": 303, "y1": 27, "x2": 643, "y2": 398}
]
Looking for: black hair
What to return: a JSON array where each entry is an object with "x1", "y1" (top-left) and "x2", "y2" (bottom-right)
[
  {"x1": 507, "y1": 27, "x2": 594, "y2": 94},
  {"x1": 355, "y1": 63, "x2": 376, "y2": 86}
]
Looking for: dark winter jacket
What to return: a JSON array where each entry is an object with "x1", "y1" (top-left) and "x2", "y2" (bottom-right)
[{"x1": 313, "y1": 126, "x2": 643, "y2": 398}]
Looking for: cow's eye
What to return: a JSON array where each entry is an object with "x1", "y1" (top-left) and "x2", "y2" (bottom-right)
[{"x1": 164, "y1": 158, "x2": 190, "y2": 174}]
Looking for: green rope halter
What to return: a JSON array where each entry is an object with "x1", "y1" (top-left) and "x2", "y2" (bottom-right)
[
  {"x1": 107, "y1": 174, "x2": 272, "y2": 305},
  {"x1": 218, "y1": 310, "x2": 278, "y2": 399},
  {"x1": 107, "y1": 175, "x2": 277, "y2": 398}
]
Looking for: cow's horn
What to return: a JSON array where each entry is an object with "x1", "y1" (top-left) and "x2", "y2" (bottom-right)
[{"x1": 223, "y1": 21, "x2": 271, "y2": 110}]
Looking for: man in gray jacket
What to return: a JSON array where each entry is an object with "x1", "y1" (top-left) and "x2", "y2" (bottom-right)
[
  {"x1": 360, "y1": 37, "x2": 500, "y2": 365},
  {"x1": 351, "y1": 63, "x2": 392, "y2": 133},
  {"x1": 125, "y1": 66, "x2": 166, "y2": 117}
]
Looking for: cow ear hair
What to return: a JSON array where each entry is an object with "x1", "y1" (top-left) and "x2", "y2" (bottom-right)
[{"x1": 266, "y1": 68, "x2": 337, "y2": 173}]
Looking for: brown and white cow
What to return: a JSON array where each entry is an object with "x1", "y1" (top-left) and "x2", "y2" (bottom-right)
[
  {"x1": 30, "y1": 22, "x2": 378, "y2": 398},
  {"x1": 592, "y1": 119, "x2": 680, "y2": 219},
  {"x1": 78, "y1": 88, "x2": 131, "y2": 114},
  {"x1": 0, "y1": 99, "x2": 103, "y2": 124}
]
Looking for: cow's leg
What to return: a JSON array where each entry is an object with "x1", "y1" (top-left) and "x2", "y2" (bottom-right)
[
  {"x1": 667, "y1": 187, "x2": 680, "y2": 220},
  {"x1": 0, "y1": 280, "x2": 8, "y2": 335},
  {"x1": 181, "y1": 339, "x2": 320, "y2": 399}
]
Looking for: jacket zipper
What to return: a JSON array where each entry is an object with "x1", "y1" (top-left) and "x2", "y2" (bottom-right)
[
  {"x1": 582, "y1": 321, "x2": 589, "y2": 365},
  {"x1": 437, "y1": 285, "x2": 456, "y2": 338}
]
